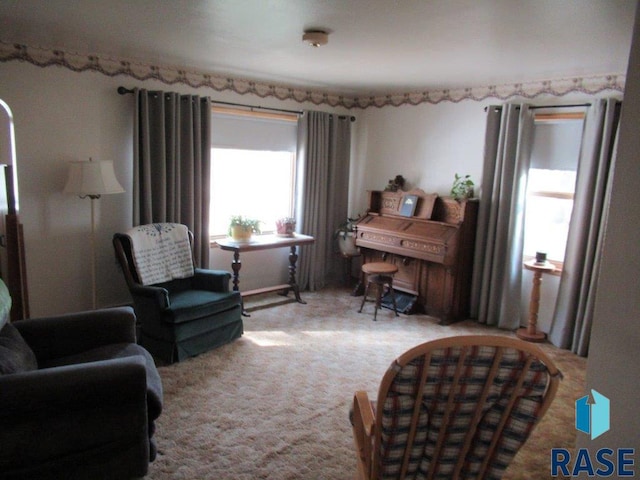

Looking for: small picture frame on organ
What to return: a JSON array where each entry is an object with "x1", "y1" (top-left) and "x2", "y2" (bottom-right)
[{"x1": 399, "y1": 194, "x2": 419, "y2": 217}]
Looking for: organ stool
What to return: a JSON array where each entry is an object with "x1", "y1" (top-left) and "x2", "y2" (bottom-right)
[{"x1": 358, "y1": 262, "x2": 399, "y2": 320}]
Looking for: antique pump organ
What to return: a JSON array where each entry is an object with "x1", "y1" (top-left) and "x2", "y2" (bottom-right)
[{"x1": 355, "y1": 189, "x2": 478, "y2": 324}]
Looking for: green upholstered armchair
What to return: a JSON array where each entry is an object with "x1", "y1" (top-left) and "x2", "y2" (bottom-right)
[
  {"x1": 0, "y1": 280, "x2": 162, "y2": 479},
  {"x1": 113, "y1": 223, "x2": 243, "y2": 364}
]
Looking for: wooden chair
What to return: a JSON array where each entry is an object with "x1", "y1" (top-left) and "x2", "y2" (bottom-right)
[{"x1": 351, "y1": 335, "x2": 561, "y2": 480}]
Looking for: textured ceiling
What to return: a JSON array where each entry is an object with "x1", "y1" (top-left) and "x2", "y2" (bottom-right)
[{"x1": 0, "y1": 0, "x2": 636, "y2": 95}]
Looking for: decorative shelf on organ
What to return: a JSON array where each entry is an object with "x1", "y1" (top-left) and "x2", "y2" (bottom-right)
[{"x1": 354, "y1": 188, "x2": 478, "y2": 324}]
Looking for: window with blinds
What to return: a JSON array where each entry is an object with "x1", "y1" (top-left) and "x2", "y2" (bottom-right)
[
  {"x1": 209, "y1": 108, "x2": 298, "y2": 238},
  {"x1": 523, "y1": 113, "x2": 585, "y2": 269}
]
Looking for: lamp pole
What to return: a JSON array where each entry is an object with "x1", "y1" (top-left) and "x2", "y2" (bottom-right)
[{"x1": 63, "y1": 158, "x2": 124, "y2": 310}]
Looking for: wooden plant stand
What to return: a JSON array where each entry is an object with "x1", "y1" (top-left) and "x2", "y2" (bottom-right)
[{"x1": 517, "y1": 260, "x2": 556, "y2": 342}]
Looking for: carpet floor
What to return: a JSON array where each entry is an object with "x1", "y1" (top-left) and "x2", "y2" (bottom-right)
[{"x1": 147, "y1": 287, "x2": 586, "y2": 479}]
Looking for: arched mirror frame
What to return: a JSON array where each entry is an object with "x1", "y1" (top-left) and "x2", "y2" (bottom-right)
[{"x1": 0, "y1": 98, "x2": 29, "y2": 320}]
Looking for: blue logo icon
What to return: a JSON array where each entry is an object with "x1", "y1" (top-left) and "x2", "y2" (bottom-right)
[{"x1": 576, "y1": 389, "x2": 610, "y2": 440}]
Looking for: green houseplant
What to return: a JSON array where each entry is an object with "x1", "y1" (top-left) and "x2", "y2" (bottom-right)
[
  {"x1": 450, "y1": 173, "x2": 475, "y2": 200},
  {"x1": 334, "y1": 215, "x2": 361, "y2": 255},
  {"x1": 229, "y1": 215, "x2": 261, "y2": 241}
]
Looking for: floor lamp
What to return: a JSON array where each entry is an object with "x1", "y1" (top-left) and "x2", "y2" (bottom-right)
[{"x1": 64, "y1": 158, "x2": 124, "y2": 309}]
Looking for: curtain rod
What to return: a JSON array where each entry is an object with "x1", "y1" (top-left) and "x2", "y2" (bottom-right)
[
  {"x1": 117, "y1": 86, "x2": 356, "y2": 121},
  {"x1": 210, "y1": 99, "x2": 303, "y2": 116},
  {"x1": 530, "y1": 103, "x2": 590, "y2": 110},
  {"x1": 484, "y1": 103, "x2": 591, "y2": 112}
]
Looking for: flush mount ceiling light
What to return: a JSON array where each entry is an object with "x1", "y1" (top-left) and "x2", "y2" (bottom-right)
[{"x1": 303, "y1": 29, "x2": 329, "y2": 47}]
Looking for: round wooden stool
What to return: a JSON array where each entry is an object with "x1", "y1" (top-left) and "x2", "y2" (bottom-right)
[{"x1": 358, "y1": 262, "x2": 399, "y2": 320}]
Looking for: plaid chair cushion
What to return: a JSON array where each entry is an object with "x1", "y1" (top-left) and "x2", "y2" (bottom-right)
[{"x1": 377, "y1": 345, "x2": 551, "y2": 480}]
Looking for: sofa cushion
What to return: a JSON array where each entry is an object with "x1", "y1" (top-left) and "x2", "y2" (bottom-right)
[{"x1": 0, "y1": 323, "x2": 38, "y2": 375}]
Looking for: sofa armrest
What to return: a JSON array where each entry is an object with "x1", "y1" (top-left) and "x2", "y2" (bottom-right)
[
  {"x1": 193, "y1": 268, "x2": 231, "y2": 292},
  {"x1": 15, "y1": 307, "x2": 137, "y2": 362},
  {"x1": 0, "y1": 356, "x2": 147, "y2": 412},
  {"x1": 0, "y1": 356, "x2": 149, "y2": 469}
]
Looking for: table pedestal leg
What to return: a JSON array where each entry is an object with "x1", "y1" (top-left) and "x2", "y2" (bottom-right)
[
  {"x1": 279, "y1": 245, "x2": 306, "y2": 304},
  {"x1": 230, "y1": 251, "x2": 250, "y2": 317},
  {"x1": 517, "y1": 270, "x2": 546, "y2": 342},
  {"x1": 230, "y1": 251, "x2": 241, "y2": 292}
]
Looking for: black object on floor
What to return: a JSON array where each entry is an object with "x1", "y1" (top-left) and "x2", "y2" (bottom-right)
[{"x1": 381, "y1": 290, "x2": 417, "y2": 314}]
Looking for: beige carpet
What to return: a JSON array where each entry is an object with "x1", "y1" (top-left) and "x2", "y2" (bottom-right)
[{"x1": 147, "y1": 288, "x2": 586, "y2": 479}]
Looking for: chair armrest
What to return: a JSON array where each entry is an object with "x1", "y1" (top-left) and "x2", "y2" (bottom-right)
[
  {"x1": 0, "y1": 357, "x2": 148, "y2": 468},
  {"x1": 353, "y1": 391, "x2": 375, "y2": 436},
  {"x1": 0, "y1": 356, "x2": 147, "y2": 412},
  {"x1": 130, "y1": 284, "x2": 171, "y2": 309},
  {"x1": 193, "y1": 268, "x2": 231, "y2": 292},
  {"x1": 352, "y1": 391, "x2": 376, "y2": 480},
  {"x1": 15, "y1": 307, "x2": 137, "y2": 363}
]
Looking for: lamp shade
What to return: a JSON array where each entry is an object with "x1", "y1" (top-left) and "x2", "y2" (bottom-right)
[{"x1": 63, "y1": 159, "x2": 124, "y2": 197}]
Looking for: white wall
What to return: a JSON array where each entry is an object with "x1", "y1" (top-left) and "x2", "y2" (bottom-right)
[
  {"x1": 0, "y1": 62, "x2": 349, "y2": 316},
  {"x1": 350, "y1": 101, "x2": 486, "y2": 214},
  {"x1": 0, "y1": 64, "x2": 136, "y2": 316},
  {"x1": 575, "y1": 4, "x2": 640, "y2": 467}
]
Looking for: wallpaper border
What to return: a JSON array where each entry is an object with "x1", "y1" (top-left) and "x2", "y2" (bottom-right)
[{"x1": 0, "y1": 41, "x2": 626, "y2": 109}]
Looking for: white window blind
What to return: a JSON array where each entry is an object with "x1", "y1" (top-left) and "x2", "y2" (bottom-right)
[{"x1": 211, "y1": 110, "x2": 297, "y2": 152}]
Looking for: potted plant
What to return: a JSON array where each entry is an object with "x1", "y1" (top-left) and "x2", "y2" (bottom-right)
[
  {"x1": 229, "y1": 215, "x2": 261, "y2": 242},
  {"x1": 334, "y1": 215, "x2": 361, "y2": 255},
  {"x1": 275, "y1": 216, "x2": 296, "y2": 237},
  {"x1": 450, "y1": 173, "x2": 475, "y2": 200}
]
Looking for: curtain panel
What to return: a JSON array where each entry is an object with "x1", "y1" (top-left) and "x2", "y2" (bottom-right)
[
  {"x1": 471, "y1": 104, "x2": 534, "y2": 329},
  {"x1": 549, "y1": 98, "x2": 621, "y2": 356},
  {"x1": 133, "y1": 88, "x2": 212, "y2": 267},
  {"x1": 295, "y1": 111, "x2": 351, "y2": 290}
]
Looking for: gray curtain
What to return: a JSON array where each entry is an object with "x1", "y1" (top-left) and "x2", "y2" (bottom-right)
[
  {"x1": 295, "y1": 111, "x2": 351, "y2": 290},
  {"x1": 470, "y1": 104, "x2": 534, "y2": 329},
  {"x1": 133, "y1": 88, "x2": 212, "y2": 267},
  {"x1": 549, "y1": 98, "x2": 621, "y2": 356}
]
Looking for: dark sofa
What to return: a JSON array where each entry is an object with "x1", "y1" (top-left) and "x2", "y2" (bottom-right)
[{"x1": 0, "y1": 280, "x2": 162, "y2": 479}]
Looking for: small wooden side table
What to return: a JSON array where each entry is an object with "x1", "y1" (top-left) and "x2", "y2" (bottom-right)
[
  {"x1": 517, "y1": 260, "x2": 556, "y2": 342},
  {"x1": 216, "y1": 234, "x2": 314, "y2": 311}
]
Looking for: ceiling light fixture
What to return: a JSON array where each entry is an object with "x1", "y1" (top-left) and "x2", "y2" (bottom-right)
[{"x1": 303, "y1": 29, "x2": 329, "y2": 47}]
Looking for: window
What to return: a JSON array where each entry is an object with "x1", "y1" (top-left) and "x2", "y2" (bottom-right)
[
  {"x1": 524, "y1": 169, "x2": 576, "y2": 262},
  {"x1": 209, "y1": 148, "x2": 295, "y2": 237},
  {"x1": 523, "y1": 113, "x2": 585, "y2": 269},
  {"x1": 209, "y1": 108, "x2": 298, "y2": 238}
]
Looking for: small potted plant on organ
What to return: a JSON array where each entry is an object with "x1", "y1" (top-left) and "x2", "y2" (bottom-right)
[
  {"x1": 450, "y1": 173, "x2": 475, "y2": 200},
  {"x1": 276, "y1": 217, "x2": 296, "y2": 237}
]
